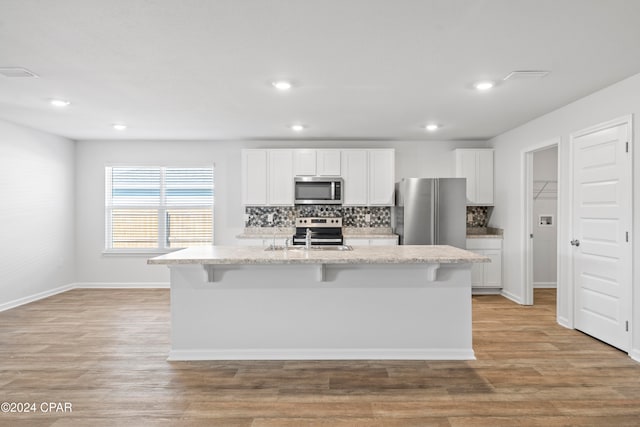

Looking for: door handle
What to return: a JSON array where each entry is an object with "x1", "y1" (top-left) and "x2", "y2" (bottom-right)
[{"x1": 570, "y1": 239, "x2": 580, "y2": 247}]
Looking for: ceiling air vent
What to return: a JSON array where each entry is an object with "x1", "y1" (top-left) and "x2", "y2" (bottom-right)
[
  {"x1": 503, "y1": 70, "x2": 550, "y2": 81},
  {"x1": 0, "y1": 67, "x2": 40, "y2": 78}
]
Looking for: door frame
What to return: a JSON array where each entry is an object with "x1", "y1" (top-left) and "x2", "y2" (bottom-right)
[
  {"x1": 567, "y1": 114, "x2": 633, "y2": 347},
  {"x1": 522, "y1": 138, "x2": 560, "y2": 306}
]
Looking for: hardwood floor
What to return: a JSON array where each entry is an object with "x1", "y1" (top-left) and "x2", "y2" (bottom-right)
[{"x1": 1, "y1": 288, "x2": 639, "y2": 426}]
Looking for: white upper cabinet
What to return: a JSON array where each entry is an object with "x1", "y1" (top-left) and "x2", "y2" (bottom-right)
[
  {"x1": 341, "y1": 149, "x2": 368, "y2": 206},
  {"x1": 476, "y1": 150, "x2": 494, "y2": 204},
  {"x1": 293, "y1": 149, "x2": 341, "y2": 176},
  {"x1": 241, "y1": 149, "x2": 293, "y2": 206},
  {"x1": 455, "y1": 149, "x2": 494, "y2": 205},
  {"x1": 293, "y1": 150, "x2": 316, "y2": 176},
  {"x1": 268, "y1": 150, "x2": 294, "y2": 205},
  {"x1": 316, "y1": 150, "x2": 341, "y2": 176},
  {"x1": 243, "y1": 148, "x2": 395, "y2": 207},
  {"x1": 241, "y1": 149, "x2": 268, "y2": 205},
  {"x1": 368, "y1": 149, "x2": 395, "y2": 206}
]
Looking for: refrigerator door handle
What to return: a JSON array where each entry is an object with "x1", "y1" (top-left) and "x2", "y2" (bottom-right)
[{"x1": 431, "y1": 180, "x2": 438, "y2": 245}]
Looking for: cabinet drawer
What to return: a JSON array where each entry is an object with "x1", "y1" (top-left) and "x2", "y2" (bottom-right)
[{"x1": 466, "y1": 238, "x2": 502, "y2": 250}]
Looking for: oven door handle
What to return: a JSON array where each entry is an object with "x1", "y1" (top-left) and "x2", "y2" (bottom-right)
[{"x1": 293, "y1": 237, "x2": 343, "y2": 243}]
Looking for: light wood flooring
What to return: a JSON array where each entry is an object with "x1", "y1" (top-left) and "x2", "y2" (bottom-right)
[{"x1": 1, "y1": 288, "x2": 639, "y2": 426}]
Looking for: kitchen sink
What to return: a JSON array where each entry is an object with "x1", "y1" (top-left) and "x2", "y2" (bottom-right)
[{"x1": 264, "y1": 245, "x2": 353, "y2": 252}]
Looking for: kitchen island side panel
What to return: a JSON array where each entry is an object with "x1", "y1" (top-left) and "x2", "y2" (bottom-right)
[{"x1": 168, "y1": 263, "x2": 474, "y2": 360}]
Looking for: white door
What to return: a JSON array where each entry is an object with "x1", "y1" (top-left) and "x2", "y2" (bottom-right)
[{"x1": 572, "y1": 120, "x2": 631, "y2": 351}]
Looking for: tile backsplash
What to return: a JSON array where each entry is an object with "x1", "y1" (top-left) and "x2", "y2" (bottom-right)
[
  {"x1": 245, "y1": 206, "x2": 391, "y2": 228},
  {"x1": 246, "y1": 205, "x2": 489, "y2": 228},
  {"x1": 466, "y1": 206, "x2": 492, "y2": 227}
]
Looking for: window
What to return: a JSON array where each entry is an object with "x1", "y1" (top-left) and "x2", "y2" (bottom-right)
[{"x1": 105, "y1": 166, "x2": 214, "y2": 252}]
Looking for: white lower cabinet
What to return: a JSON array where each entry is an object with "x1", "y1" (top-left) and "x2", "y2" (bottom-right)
[
  {"x1": 466, "y1": 238, "x2": 502, "y2": 291},
  {"x1": 344, "y1": 237, "x2": 398, "y2": 246}
]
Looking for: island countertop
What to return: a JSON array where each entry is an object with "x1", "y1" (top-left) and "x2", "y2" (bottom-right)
[{"x1": 148, "y1": 245, "x2": 489, "y2": 265}]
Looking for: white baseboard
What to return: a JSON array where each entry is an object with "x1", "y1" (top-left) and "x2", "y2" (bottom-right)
[
  {"x1": 501, "y1": 289, "x2": 524, "y2": 304},
  {"x1": 557, "y1": 316, "x2": 572, "y2": 329},
  {"x1": 0, "y1": 282, "x2": 169, "y2": 312},
  {"x1": 168, "y1": 348, "x2": 476, "y2": 361},
  {"x1": 0, "y1": 283, "x2": 73, "y2": 312},
  {"x1": 472, "y1": 288, "x2": 502, "y2": 295},
  {"x1": 534, "y1": 282, "x2": 557, "y2": 288},
  {"x1": 629, "y1": 349, "x2": 640, "y2": 363},
  {"x1": 74, "y1": 282, "x2": 169, "y2": 289}
]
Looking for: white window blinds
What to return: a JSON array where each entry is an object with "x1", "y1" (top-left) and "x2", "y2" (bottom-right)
[{"x1": 105, "y1": 166, "x2": 214, "y2": 251}]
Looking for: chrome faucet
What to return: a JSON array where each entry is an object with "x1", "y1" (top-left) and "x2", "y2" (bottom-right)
[{"x1": 305, "y1": 228, "x2": 312, "y2": 249}]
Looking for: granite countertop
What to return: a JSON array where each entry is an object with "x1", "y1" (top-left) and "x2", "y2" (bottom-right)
[
  {"x1": 148, "y1": 245, "x2": 489, "y2": 265},
  {"x1": 237, "y1": 227, "x2": 398, "y2": 239},
  {"x1": 466, "y1": 227, "x2": 504, "y2": 239}
]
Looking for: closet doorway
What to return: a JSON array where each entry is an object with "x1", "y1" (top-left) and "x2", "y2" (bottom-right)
[{"x1": 523, "y1": 141, "x2": 559, "y2": 305}]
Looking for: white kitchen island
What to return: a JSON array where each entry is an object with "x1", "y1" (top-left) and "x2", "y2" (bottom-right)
[{"x1": 148, "y1": 245, "x2": 488, "y2": 361}]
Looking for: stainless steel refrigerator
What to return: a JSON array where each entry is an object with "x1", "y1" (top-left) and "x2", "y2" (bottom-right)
[{"x1": 393, "y1": 178, "x2": 466, "y2": 248}]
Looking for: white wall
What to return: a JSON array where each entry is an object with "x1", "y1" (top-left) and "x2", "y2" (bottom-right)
[
  {"x1": 74, "y1": 139, "x2": 487, "y2": 284},
  {"x1": 489, "y1": 72, "x2": 640, "y2": 360},
  {"x1": 533, "y1": 147, "x2": 557, "y2": 286},
  {"x1": 0, "y1": 119, "x2": 76, "y2": 309}
]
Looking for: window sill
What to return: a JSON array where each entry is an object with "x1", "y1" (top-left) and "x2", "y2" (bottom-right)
[{"x1": 102, "y1": 249, "x2": 181, "y2": 257}]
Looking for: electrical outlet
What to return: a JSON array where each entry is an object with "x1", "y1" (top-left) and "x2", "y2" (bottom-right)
[
  {"x1": 267, "y1": 213, "x2": 274, "y2": 223},
  {"x1": 365, "y1": 214, "x2": 371, "y2": 223}
]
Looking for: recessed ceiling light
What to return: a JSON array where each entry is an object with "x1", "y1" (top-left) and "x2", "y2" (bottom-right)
[
  {"x1": 272, "y1": 80, "x2": 293, "y2": 91},
  {"x1": 112, "y1": 123, "x2": 127, "y2": 131},
  {"x1": 49, "y1": 98, "x2": 71, "y2": 107},
  {"x1": 425, "y1": 124, "x2": 440, "y2": 131},
  {"x1": 290, "y1": 124, "x2": 305, "y2": 132},
  {"x1": 474, "y1": 81, "x2": 495, "y2": 91}
]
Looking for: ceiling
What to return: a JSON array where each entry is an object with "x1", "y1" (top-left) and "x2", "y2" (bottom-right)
[{"x1": 1, "y1": 0, "x2": 640, "y2": 141}]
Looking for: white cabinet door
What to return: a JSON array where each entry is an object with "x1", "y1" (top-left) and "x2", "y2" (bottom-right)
[
  {"x1": 293, "y1": 150, "x2": 316, "y2": 176},
  {"x1": 467, "y1": 238, "x2": 502, "y2": 289},
  {"x1": 456, "y1": 150, "x2": 477, "y2": 204},
  {"x1": 344, "y1": 237, "x2": 398, "y2": 246},
  {"x1": 476, "y1": 150, "x2": 494, "y2": 205},
  {"x1": 341, "y1": 150, "x2": 368, "y2": 206},
  {"x1": 470, "y1": 256, "x2": 484, "y2": 287},
  {"x1": 316, "y1": 150, "x2": 341, "y2": 176},
  {"x1": 237, "y1": 238, "x2": 266, "y2": 246},
  {"x1": 242, "y1": 149, "x2": 268, "y2": 205},
  {"x1": 369, "y1": 237, "x2": 398, "y2": 246},
  {"x1": 455, "y1": 149, "x2": 494, "y2": 205},
  {"x1": 368, "y1": 149, "x2": 395, "y2": 206},
  {"x1": 344, "y1": 237, "x2": 369, "y2": 246},
  {"x1": 483, "y1": 249, "x2": 502, "y2": 287},
  {"x1": 268, "y1": 150, "x2": 294, "y2": 205}
]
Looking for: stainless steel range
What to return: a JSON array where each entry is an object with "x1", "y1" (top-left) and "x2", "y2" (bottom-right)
[{"x1": 292, "y1": 217, "x2": 343, "y2": 246}]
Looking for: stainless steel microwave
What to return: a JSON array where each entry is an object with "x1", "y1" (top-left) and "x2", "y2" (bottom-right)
[{"x1": 294, "y1": 176, "x2": 343, "y2": 205}]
